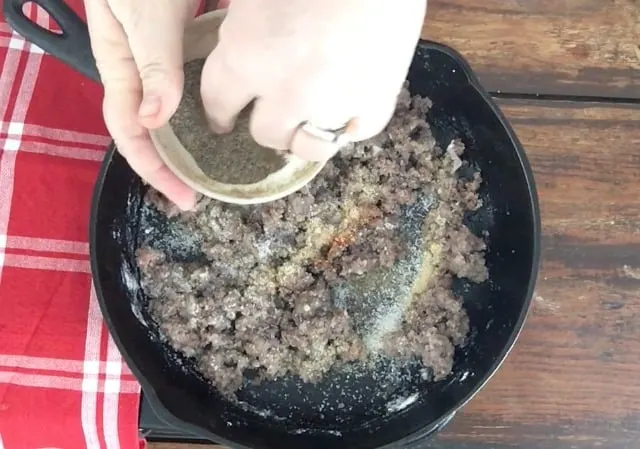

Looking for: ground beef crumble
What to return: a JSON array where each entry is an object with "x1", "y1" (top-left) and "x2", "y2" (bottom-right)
[{"x1": 136, "y1": 85, "x2": 488, "y2": 396}]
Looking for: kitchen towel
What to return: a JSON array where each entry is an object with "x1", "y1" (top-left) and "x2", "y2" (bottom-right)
[{"x1": 0, "y1": 0, "x2": 205, "y2": 448}]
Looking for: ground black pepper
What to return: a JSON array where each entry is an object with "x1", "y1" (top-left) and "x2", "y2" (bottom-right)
[{"x1": 169, "y1": 59, "x2": 285, "y2": 185}]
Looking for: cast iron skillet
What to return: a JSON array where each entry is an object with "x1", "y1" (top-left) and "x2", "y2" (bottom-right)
[{"x1": 4, "y1": 0, "x2": 541, "y2": 447}]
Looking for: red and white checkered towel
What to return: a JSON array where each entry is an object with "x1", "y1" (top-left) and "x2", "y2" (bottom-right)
[{"x1": 0, "y1": 0, "x2": 204, "y2": 447}]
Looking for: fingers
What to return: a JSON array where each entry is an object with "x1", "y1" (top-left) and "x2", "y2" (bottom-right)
[
  {"x1": 103, "y1": 92, "x2": 196, "y2": 210},
  {"x1": 290, "y1": 126, "x2": 342, "y2": 162},
  {"x1": 85, "y1": 0, "x2": 196, "y2": 210},
  {"x1": 199, "y1": 24, "x2": 396, "y2": 163},
  {"x1": 349, "y1": 96, "x2": 397, "y2": 142},
  {"x1": 248, "y1": 96, "x2": 396, "y2": 162},
  {"x1": 248, "y1": 97, "x2": 298, "y2": 150},
  {"x1": 109, "y1": 0, "x2": 195, "y2": 129},
  {"x1": 288, "y1": 97, "x2": 397, "y2": 162},
  {"x1": 200, "y1": 50, "x2": 254, "y2": 133}
]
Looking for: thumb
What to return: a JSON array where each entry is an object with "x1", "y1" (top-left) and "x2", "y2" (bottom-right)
[{"x1": 112, "y1": 0, "x2": 195, "y2": 129}]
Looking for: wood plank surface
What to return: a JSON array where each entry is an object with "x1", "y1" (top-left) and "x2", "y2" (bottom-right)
[
  {"x1": 423, "y1": 0, "x2": 640, "y2": 98},
  {"x1": 207, "y1": 0, "x2": 640, "y2": 98},
  {"x1": 420, "y1": 98, "x2": 640, "y2": 448},
  {"x1": 148, "y1": 99, "x2": 640, "y2": 448}
]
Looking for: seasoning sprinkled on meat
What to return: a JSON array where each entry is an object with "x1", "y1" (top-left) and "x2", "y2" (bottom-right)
[{"x1": 137, "y1": 84, "x2": 488, "y2": 396}]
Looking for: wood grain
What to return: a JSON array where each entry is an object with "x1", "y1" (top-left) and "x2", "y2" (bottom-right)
[
  {"x1": 424, "y1": 98, "x2": 640, "y2": 449},
  {"x1": 148, "y1": 99, "x2": 640, "y2": 448},
  {"x1": 422, "y1": 0, "x2": 640, "y2": 98},
  {"x1": 205, "y1": 0, "x2": 639, "y2": 98}
]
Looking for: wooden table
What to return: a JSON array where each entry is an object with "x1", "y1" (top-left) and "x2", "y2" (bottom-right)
[{"x1": 154, "y1": 0, "x2": 640, "y2": 448}]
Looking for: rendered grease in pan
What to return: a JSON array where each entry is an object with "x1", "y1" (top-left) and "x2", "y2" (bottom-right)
[{"x1": 135, "y1": 85, "x2": 488, "y2": 398}]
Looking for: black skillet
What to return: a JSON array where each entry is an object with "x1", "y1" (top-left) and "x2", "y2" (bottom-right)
[{"x1": 3, "y1": 0, "x2": 541, "y2": 447}]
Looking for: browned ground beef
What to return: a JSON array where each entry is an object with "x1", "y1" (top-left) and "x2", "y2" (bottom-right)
[{"x1": 137, "y1": 85, "x2": 488, "y2": 396}]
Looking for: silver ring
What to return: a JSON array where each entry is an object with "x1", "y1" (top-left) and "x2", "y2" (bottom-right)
[{"x1": 300, "y1": 121, "x2": 352, "y2": 147}]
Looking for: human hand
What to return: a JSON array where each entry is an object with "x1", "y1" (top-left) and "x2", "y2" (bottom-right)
[
  {"x1": 84, "y1": 0, "x2": 200, "y2": 210},
  {"x1": 201, "y1": 0, "x2": 427, "y2": 162}
]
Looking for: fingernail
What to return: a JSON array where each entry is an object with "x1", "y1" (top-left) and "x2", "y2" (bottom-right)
[
  {"x1": 176, "y1": 193, "x2": 197, "y2": 212},
  {"x1": 139, "y1": 94, "x2": 161, "y2": 118},
  {"x1": 207, "y1": 117, "x2": 233, "y2": 134}
]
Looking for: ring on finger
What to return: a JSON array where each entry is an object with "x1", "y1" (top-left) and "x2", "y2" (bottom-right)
[{"x1": 298, "y1": 120, "x2": 355, "y2": 148}]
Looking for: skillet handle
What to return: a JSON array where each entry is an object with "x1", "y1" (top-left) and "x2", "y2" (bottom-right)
[{"x1": 3, "y1": 0, "x2": 100, "y2": 83}]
